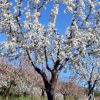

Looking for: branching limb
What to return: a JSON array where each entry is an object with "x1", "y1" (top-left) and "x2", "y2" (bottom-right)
[
  {"x1": 44, "y1": 46, "x2": 52, "y2": 72},
  {"x1": 25, "y1": 49, "x2": 47, "y2": 81},
  {"x1": 53, "y1": 60, "x2": 60, "y2": 71},
  {"x1": 58, "y1": 58, "x2": 69, "y2": 71}
]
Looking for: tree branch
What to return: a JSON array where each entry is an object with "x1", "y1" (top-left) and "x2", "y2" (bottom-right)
[
  {"x1": 89, "y1": 66, "x2": 95, "y2": 84},
  {"x1": 25, "y1": 49, "x2": 47, "y2": 79},
  {"x1": 44, "y1": 46, "x2": 52, "y2": 72},
  {"x1": 91, "y1": 76, "x2": 99, "y2": 91},
  {"x1": 37, "y1": 0, "x2": 47, "y2": 11},
  {"x1": 32, "y1": 0, "x2": 47, "y2": 11},
  {"x1": 53, "y1": 59, "x2": 60, "y2": 71},
  {"x1": 58, "y1": 58, "x2": 69, "y2": 71}
]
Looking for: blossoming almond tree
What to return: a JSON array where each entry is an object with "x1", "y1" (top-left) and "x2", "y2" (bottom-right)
[
  {"x1": 0, "y1": 0, "x2": 100, "y2": 100},
  {"x1": 0, "y1": 58, "x2": 19, "y2": 100},
  {"x1": 0, "y1": 58, "x2": 40, "y2": 100},
  {"x1": 72, "y1": 55, "x2": 100, "y2": 100},
  {"x1": 18, "y1": 58, "x2": 44, "y2": 97},
  {"x1": 58, "y1": 81, "x2": 85, "y2": 100}
]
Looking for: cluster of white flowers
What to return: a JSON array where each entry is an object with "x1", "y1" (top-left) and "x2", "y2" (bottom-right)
[
  {"x1": 48, "y1": 3, "x2": 59, "y2": 32},
  {"x1": 33, "y1": 9, "x2": 40, "y2": 31},
  {"x1": 33, "y1": 0, "x2": 40, "y2": 4}
]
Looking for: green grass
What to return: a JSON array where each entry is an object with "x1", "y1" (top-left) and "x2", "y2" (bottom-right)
[
  {"x1": 94, "y1": 91, "x2": 100, "y2": 97},
  {"x1": 0, "y1": 96, "x2": 47, "y2": 100},
  {"x1": 0, "y1": 97, "x2": 3, "y2": 100}
]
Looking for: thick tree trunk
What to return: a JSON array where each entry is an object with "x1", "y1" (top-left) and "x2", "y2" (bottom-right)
[
  {"x1": 88, "y1": 90, "x2": 94, "y2": 100},
  {"x1": 46, "y1": 88, "x2": 55, "y2": 100},
  {"x1": 88, "y1": 81, "x2": 94, "y2": 100},
  {"x1": 87, "y1": 77, "x2": 98, "y2": 100},
  {"x1": 43, "y1": 70, "x2": 58, "y2": 100},
  {"x1": 88, "y1": 85, "x2": 94, "y2": 100},
  {"x1": 44, "y1": 81, "x2": 56, "y2": 100}
]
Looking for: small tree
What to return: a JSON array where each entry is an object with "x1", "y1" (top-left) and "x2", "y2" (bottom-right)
[
  {"x1": 0, "y1": 0, "x2": 99, "y2": 100},
  {"x1": 0, "y1": 58, "x2": 34, "y2": 99},
  {"x1": 57, "y1": 81, "x2": 84, "y2": 100},
  {"x1": 72, "y1": 56, "x2": 100, "y2": 100},
  {"x1": 0, "y1": 58, "x2": 17, "y2": 100},
  {"x1": 18, "y1": 58, "x2": 44, "y2": 97}
]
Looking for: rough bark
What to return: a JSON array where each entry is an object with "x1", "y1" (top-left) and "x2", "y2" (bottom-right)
[
  {"x1": 43, "y1": 70, "x2": 58, "y2": 100},
  {"x1": 46, "y1": 88, "x2": 55, "y2": 100},
  {"x1": 44, "y1": 80, "x2": 56, "y2": 100}
]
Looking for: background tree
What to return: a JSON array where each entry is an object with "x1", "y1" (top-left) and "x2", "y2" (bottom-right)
[
  {"x1": 72, "y1": 55, "x2": 100, "y2": 100},
  {"x1": 56, "y1": 80, "x2": 85, "y2": 100},
  {"x1": 0, "y1": 58, "x2": 41, "y2": 99},
  {"x1": 0, "y1": 0, "x2": 100, "y2": 100},
  {"x1": 0, "y1": 58, "x2": 19, "y2": 100},
  {"x1": 18, "y1": 58, "x2": 44, "y2": 98}
]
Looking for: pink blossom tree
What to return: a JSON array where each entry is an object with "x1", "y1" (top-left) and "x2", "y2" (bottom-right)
[
  {"x1": 56, "y1": 81, "x2": 85, "y2": 100},
  {"x1": 0, "y1": 58, "x2": 18, "y2": 100}
]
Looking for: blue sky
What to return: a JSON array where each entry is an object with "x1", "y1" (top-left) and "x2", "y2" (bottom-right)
[
  {"x1": 0, "y1": 34, "x2": 6, "y2": 41},
  {"x1": 39, "y1": 2, "x2": 73, "y2": 34}
]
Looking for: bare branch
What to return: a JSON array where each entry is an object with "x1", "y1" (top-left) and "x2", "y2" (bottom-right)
[
  {"x1": 58, "y1": 58, "x2": 69, "y2": 71},
  {"x1": 44, "y1": 46, "x2": 52, "y2": 72},
  {"x1": 25, "y1": 49, "x2": 47, "y2": 79},
  {"x1": 53, "y1": 60, "x2": 60, "y2": 71}
]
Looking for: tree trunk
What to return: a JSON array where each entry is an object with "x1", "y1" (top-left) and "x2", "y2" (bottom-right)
[
  {"x1": 87, "y1": 81, "x2": 94, "y2": 100},
  {"x1": 88, "y1": 92, "x2": 94, "y2": 100},
  {"x1": 41, "y1": 87, "x2": 45, "y2": 100},
  {"x1": 43, "y1": 81, "x2": 56, "y2": 100},
  {"x1": 43, "y1": 70, "x2": 58, "y2": 100},
  {"x1": 88, "y1": 89, "x2": 94, "y2": 100},
  {"x1": 3, "y1": 80, "x2": 16, "y2": 100},
  {"x1": 63, "y1": 94, "x2": 67, "y2": 100},
  {"x1": 3, "y1": 88, "x2": 10, "y2": 100},
  {"x1": 46, "y1": 87, "x2": 55, "y2": 100},
  {"x1": 3, "y1": 96, "x2": 9, "y2": 100}
]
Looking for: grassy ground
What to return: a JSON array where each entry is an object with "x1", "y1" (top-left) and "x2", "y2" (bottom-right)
[{"x1": 0, "y1": 96, "x2": 47, "y2": 100}]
